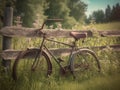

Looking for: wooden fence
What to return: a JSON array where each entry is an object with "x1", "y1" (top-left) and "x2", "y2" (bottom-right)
[
  {"x1": 0, "y1": 7, "x2": 120, "y2": 62},
  {"x1": 0, "y1": 26, "x2": 120, "y2": 59}
]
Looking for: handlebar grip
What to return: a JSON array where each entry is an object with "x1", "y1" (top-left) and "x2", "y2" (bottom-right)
[{"x1": 46, "y1": 19, "x2": 63, "y2": 22}]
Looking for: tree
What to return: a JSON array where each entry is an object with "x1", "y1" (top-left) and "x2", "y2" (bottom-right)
[
  {"x1": 105, "y1": 5, "x2": 111, "y2": 22},
  {"x1": 45, "y1": 0, "x2": 87, "y2": 28},
  {"x1": 104, "y1": 3, "x2": 120, "y2": 22},
  {"x1": 0, "y1": 0, "x2": 87, "y2": 28},
  {"x1": 115, "y1": 3, "x2": 120, "y2": 21},
  {"x1": 68, "y1": 0, "x2": 87, "y2": 22},
  {"x1": 110, "y1": 3, "x2": 120, "y2": 21},
  {"x1": 44, "y1": 0, "x2": 76, "y2": 28},
  {"x1": 15, "y1": 0, "x2": 47, "y2": 27},
  {"x1": 91, "y1": 10, "x2": 105, "y2": 23}
]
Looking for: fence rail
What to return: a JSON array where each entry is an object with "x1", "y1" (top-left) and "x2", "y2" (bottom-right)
[
  {"x1": 0, "y1": 26, "x2": 120, "y2": 38},
  {"x1": 0, "y1": 44, "x2": 120, "y2": 60}
]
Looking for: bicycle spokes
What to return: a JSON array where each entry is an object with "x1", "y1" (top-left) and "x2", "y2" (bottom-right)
[{"x1": 70, "y1": 49, "x2": 101, "y2": 79}]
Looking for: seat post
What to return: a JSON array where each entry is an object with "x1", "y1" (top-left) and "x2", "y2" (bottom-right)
[{"x1": 72, "y1": 39, "x2": 77, "y2": 47}]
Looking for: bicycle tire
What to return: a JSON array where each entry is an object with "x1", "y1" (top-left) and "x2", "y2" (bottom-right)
[
  {"x1": 12, "y1": 49, "x2": 52, "y2": 80},
  {"x1": 70, "y1": 49, "x2": 101, "y2": 79}
]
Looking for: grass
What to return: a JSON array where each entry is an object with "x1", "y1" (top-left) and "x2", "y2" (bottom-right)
[
  {"x1": 58, "y1": 74, "x2": 120, "y2": 90},
  {"x1": 0, "y1": 71, "x2": 120, "y2": 90},
  {"x1": 77, "y1": 21, "x2": 120, "y2": 30},
  {"x1": 0, "y1": 22, "x2": 120, "y2": 90},
  {"x1": 92, "y1": 22, "x2": 120, "y2": 30}
]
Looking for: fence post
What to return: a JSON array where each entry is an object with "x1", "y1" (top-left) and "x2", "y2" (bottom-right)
[{"x1": 2, "y1": 6, "x2": 13, "y2": 72}]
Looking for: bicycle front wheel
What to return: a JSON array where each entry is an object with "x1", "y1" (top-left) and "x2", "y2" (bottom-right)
[
  {"x1": 12, "y1": 49, "x2": 52, "y2": 81},
  {"x1": 70, "y1": 49, "x2": 101, "y2": 79}
]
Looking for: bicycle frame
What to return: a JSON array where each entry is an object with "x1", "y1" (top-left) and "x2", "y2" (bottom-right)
[
  {"x1": 33, "y1": 35, "x2": 78, "y2": 72},
  {"x1": 31, "y1": 18, "x2": 87, "y2": 73}
]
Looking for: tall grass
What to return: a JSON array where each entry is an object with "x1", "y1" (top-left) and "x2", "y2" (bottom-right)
[
  {"x1": 0, "y1": 69, "x2": 120, "y2": 90},
  {"x1": 92, "y1": 22, "x2": 120, "y2": 30},
  {"x1": 77, "y1": 21, "x2": 120, "y2": 30},
  {"x1": 0, "y1": 22, "x2": 120, "y2": 90}
]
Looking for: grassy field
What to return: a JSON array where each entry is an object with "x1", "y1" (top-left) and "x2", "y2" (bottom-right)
[
  {"x1": 0, "y1": 22, "x2": 120, "y2": 90},
  {"x1": 77, "y1": 21, "x2": 120, "y2": 30},
  {"x1": 0, "y1": 72, "x2": 120, "y2": 90},
  {"x1": 91, "y1": 22, "x2": 120, "y2": 30}
]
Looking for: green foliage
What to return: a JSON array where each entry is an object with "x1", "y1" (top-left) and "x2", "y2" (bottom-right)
[
  {"x1": 0, "y1": 0, "x2": 87, "y2": 28},
  {"x1": 14, "y1": 0, "x2": 47, "y2": 27},
  {"x1": 44, "y1": 0, "x2": 87, "y2": 28},
  {"x1": 62, "y1": 16, "x2": 77, "y2": 29},
  {"x1": 68, "y1": 0, "x2": 87, "y2": 22},
  {"x1": 105, "y1": 5, "x2": 111, "y2": 22},
  {"x1": 44, "y1": 0, "x2": 72, "y2": 28},
  {"x1": 87, "y1": 10, "x2": 105, "y2": 24},
  {"x1": 110, "y1": 3, "x2": 120, "y2": 21},
  {"x1": 93, "y1": 10, "x2": 105, "y2": 23}
]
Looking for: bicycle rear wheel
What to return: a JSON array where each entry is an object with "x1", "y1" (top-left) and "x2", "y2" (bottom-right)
[
  {"x1": 70, "y1": 49, "x2": 101, "y2": 79},
  {"x1": 12, "y1": 49, "x2": 52, "y2": 81}
]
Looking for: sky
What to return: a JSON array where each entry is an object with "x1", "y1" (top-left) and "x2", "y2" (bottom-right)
[{"x1": 81, "y1": 0, "x2": 120, "y2": 17}]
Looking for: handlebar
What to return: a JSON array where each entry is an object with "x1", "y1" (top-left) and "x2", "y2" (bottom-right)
[{"x1": 39, "y1": 19, "x2": 63, "y2": 31}]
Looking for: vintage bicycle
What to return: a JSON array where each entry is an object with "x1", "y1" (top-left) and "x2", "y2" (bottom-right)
[{"x1": 12, "y1": 19, "x2": 101, "y2": 80}]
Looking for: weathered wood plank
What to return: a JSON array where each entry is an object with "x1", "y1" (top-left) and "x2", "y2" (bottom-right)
[
  {"x1": 0, "y1": 48, "x2": 72, "y2": 60},
  {"x1": 0, "y1": 26, "x2": 92, "y2": 38},
  {"x1": 0, "y1": 26, "x2": 120, "y2": 38},
  {"x1": 0, "y1": 44, "x2": 120, "y2": 60},
  {"x1": 99, "y1": 30, "x2": 120, "y2": 37},
  {"x1": 0, "y1": 26, "x2": 40, "y2": 37}
]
